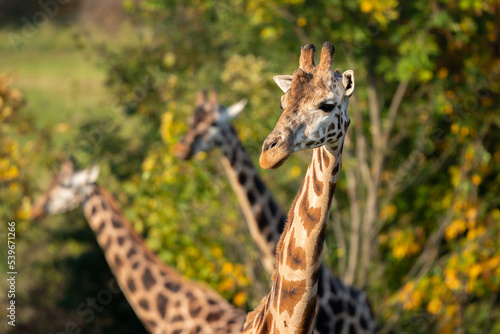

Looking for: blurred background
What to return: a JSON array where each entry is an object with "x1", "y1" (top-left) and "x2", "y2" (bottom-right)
[{"x1": 0, "y1": 0, "x2": 499, "y2": 333}]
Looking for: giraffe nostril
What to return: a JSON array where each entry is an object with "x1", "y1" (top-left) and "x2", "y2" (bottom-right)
[{"x1": 263, "y1": 137, "x2": 280, "y2": 152}]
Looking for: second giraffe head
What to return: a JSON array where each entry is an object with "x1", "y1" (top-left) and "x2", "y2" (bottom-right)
[{"x1": 174, "y1": 89, "x2": 247, "y2": 160}]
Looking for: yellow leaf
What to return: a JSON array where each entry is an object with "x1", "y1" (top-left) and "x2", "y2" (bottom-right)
[
  {"x1": 211, "y1": 246, "x2": 223, "y2": 259},
  {"x1": 444, "y1": 269, "x2": 462, "y2": 291},
  {"x1": 460, "y1": 127, "x2": 469, "y2": 137},
  {"x1": 288, "y1": 166, "x2": 302, "y2": 178},
  {"x1": 260, "y1": 27, "x2": 277, "y2": 40},
  {"x1": 444, "y1": 104, "x2": 453, "y2": 114},
  {"x1": 222, "y1": 262, "x2": 234, "y2": 274},
  {"x1": 471, "y1": 174, "x2": 482, "y2": 186},
  {"x1": 427, "y1": 299, "x2": 443, "y2": 315},
  {"x1": 162, "y1": 52, "x2": 176, "y2": 68},
  {"x1": 233, "y1": 291, "x2": 248, "y2": 307},
  {"x1": 437, "y1": 68, "x2": 449, "y2": 79},
  {"x1": 196, "y1": 151, "x2": 207, "y2": 161},
  {"x1": 439, "y1": 320, "x2": 454, "y2": 334},
  {"x1": 445, "y1": 304, "x2": 458, "y2": 317},
  {"x1": 379, "y1": 204, "x2": 395, "y2": 220},
  {"x1": 468, "y1": 264, "x2": 482, "y2": 279},
  {"x1": 445, "y1": 90, "x2": 456, "y2": 99},
  {"x1": 360, "y1": 1, "x2": 374, "y2": 13},
  {"x1": 142, "y1": 156, "x2": 155, "y2": 172},
  {"x1": 466, "y1": 207, "x2": 478, "y2": 220},
  {"x1": 148, "y1": 199, "x2": 157, "y2": 209},
  {"x1": 419, "y1": 69, "x2": 433, "y2": 82},
  {"x1": 55, "y1": 122, "x2": 70, "y2": 133},
  {"x1": 296, "y1": 17, "x2": 307, "y2": 27},
  {"x1": 392, "y1": 245, "x2": 406, "y2": 259}
]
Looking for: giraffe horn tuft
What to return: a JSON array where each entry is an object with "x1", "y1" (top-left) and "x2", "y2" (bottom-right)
[
  {"x1": 318, "y1": 42, "x2": 335, "y2": 70},
  {"x1": 59, "y1": 159, "x2": 75, "y2": 181},
  {"x1": 196, "y1": 89, "x2": 207, "y2": 106},
  {"x1": 293, "y1": 68, "x2": 312, "y2": 81},
  {"x1": 299, "y1": 43, "x2": 316, "y2": 71},
  {"x1": 210, "y1": 87, "x2": 219, "y2": 106}
]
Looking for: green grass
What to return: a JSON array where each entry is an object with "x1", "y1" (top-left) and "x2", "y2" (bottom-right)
[{"x1": 0, "y1": 24, "x2": 117, "y2": 143}]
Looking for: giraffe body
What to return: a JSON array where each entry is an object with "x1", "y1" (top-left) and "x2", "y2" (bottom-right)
[{"x1": 31, "y1": 161, "x2": 246, "y2": 334}]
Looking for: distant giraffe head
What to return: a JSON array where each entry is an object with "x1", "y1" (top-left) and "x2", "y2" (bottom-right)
[
  {"x1": 30, "y1": 160, "x2": 100, "y2": 220},
  {"x1": 173, "y1": 89, "x2": 247, "y2": 160},
  {"x1": 260, "y1": 42, "x2": 354, "y2": 170}
]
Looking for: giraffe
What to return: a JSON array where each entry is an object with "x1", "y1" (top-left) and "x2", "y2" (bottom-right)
[
  {"x1": 241, "y1": 42, "x2": 376, "y2": 333},
  {"x1": 174, "y1": 88, "x2": 377, "y2": 333},
  {"x1": 30, "y1": 160, "x2": 246, "y2": 334},
  {"x1": 174, "y1": 90, "x2": 286, "y2": 274}
]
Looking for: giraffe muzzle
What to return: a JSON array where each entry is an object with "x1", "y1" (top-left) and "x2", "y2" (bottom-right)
[
  {"x1": 172, "y1": 142, "x2": 192, "y2": 160},
  {"x1": 259, "y1": 137, "x2": 291, "y2": 170}
]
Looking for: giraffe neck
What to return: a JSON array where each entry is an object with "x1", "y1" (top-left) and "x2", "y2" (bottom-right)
[
  {"x1": 243, "y1": 144, "x2": 342, "y2": 333},
  {"x1": 220, "y1": 124, "x2": 378, "y2": 333},
  {"x1": 82, "y1": 185, "x2": 245, "y2": 334},
  {"x1": 218, "y1": 124, "x2": 286, "y2": 273}
]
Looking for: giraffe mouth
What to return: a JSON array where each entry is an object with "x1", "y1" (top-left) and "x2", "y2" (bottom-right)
[
  {"x1": 271, "y1": 155, "x2": 290, "y2": 169},
  {"x1": 259, "y1": 148, "x2": 291, "y2": 170},
  {"x1": 173, "y1": 143, "x2": 192, "y2": 160},
  {"x1": 29, "y1": 203, "x2": 46, "y2": 221}
]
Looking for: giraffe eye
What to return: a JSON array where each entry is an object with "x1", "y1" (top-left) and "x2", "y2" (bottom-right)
[{"x1": 319, "y1": 103, "x2": 335, "y2": 113}]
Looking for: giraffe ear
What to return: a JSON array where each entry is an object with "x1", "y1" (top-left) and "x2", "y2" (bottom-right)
[
  {"x1": 226, "y1": 98, "x2": 248, "y2": 119},
  {"x1": 342, "y1": 70, "x2": 355, "y2": 97},
  {"x1": 69, "y1": 165, "x2": 100, "y2": 188},
  {"x1": 87, "y1": 165, "x2": 100, "y2": 183},
  {"x1": 273, "y1": 75, "x2": 293, "y2": 93}
]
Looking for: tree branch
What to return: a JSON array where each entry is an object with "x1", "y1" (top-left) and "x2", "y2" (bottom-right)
[
  {"x1": 343, "y1": 136, "x2": 361, "y2": 285},
  {"x1": 368, "y1": 79, "x2": 382, "y2": 152},
  {"x1": 382, "y1": 80, "x2": 408, "y2": 145},
  {"x1": 330, "y1": 197, "x2": 347, "y2": 277}
]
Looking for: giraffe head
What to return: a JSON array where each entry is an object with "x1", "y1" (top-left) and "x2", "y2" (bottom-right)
[
  {"x1": 30, "y1": 160, "x2": 100, "y2": 220},
  {"x1": 260, "y1": 42, "x2": 355, "y2": 169},
  {"x1": 174, "y1": 89, "x2": 247, "y2": 160}
]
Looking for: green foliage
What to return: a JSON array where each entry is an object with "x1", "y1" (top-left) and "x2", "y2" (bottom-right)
[{"x1": 1, "y1": 0, "x2": 500, "y2": 333}]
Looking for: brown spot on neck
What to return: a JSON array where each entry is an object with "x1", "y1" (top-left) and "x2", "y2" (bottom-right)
[
  {"x1": 142, "y1": 267, "x2": 156, "y2": 291},
  {"x1": 278, "y1": 276, "x2": 307, "y2": 318},
  {"x1": 298, "y1": 294, "x2": 318, "y2": 331},
  {"x1": 321, "y1": 148, "x2": 330, "y2": 168},
  {"x1": 312, "y1": 167, "x2": 324, "y2": 197},
  {"x1": 285, "y1": 229, "x2": 306, "y2": 271},
  {"x1": 298, "y1": 178, "x2": 322, "y2": 236},
  {"x1": 316, "y1": 149, "x2": 323, "y2": 173}
]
